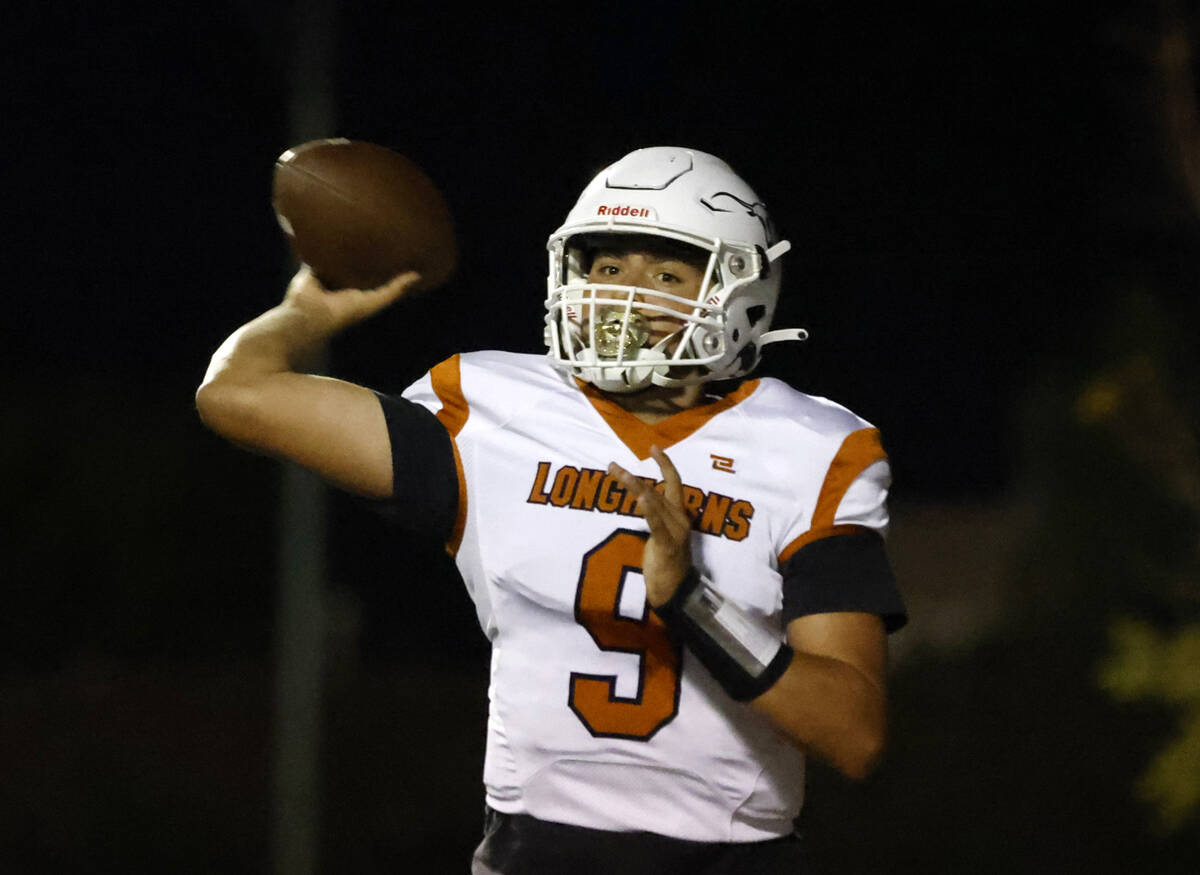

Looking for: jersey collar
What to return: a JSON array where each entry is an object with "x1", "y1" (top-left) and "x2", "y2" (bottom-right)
[{"x1": 575, "y1": 378, "x2": 760, "y2": 460}]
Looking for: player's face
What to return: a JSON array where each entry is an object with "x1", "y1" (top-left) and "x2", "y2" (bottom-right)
[
  {"x1": 585, "y1": 250, "x2": 707, "y2": 344},
  {"x1": 586, "y1": 251, "x2": 707, "y2": 304}
]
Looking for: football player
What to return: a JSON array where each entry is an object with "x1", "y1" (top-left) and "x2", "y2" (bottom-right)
[{"x1": 197, "y1": 147, "x2": 907, "y2": 874}]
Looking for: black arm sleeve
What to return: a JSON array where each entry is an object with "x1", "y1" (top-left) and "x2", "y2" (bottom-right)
[
  {"x1": 781, "y1": 529, "x2": 908, "y2": 632},
  {"x1": 370, "y1": 392, "x2": 459, "y2": 541}
]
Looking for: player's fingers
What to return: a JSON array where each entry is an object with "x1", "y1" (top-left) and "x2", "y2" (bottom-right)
[
  {"x1": 372, "y1": 270, "x2": 423, "y2": 297},
  {"x1": 609, "y1": 462, "x2": 652, "y2": 504},
  {"x1": 608, "y1": 463, "x2": 662, "y2": 517},
  {"x1": 608, "y1": 462, "x2": 637, "y2": 487},
  {"x1": 351, "y1": 271, "x2": 421, "y2": 311},
  {"x1": 650, "y1": 445, "x2": 683, "y2": 508},
  {"x1": 653, "y1": 496, "x2": 691, "y2": 542},
  {"x1": 332, "y1": 270, "x2": 422, "y2": 322},
  {"x1": 645, "y1": 482, "x2": 690, "y2": 540},
  {"x1": 609, "y1": 462, "x2": 690, "y2": 541}
]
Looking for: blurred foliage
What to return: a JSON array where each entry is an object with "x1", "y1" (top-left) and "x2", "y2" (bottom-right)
[
  {"x1": 800, "y1": 287, "x2": 1200, "y2": 873},
  {"x1": 1080, "y1": 291, "x2": 1200, "y2": 836},
  {"x1": 1084, "y1": 0, "x2": 1200, "y2": 838},
  {"x1": 1099, "y1": 619, "x2": 1200, "y2": 830}
]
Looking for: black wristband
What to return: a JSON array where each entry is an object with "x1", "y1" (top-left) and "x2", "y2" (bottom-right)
[{"x1": 654, "y1": 568, "x2": 793, "y2": 702}]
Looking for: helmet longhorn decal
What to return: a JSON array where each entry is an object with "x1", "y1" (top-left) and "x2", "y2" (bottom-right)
[{"x1": 700, "y1": 192, "x2": 777, "y2": 244}]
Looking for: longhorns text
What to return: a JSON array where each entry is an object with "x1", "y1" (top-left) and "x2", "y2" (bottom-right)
[{"x1": 527, "y1": 461, "x2": 753, "y2": 541}]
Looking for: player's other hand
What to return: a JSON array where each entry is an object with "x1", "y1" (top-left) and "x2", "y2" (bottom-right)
[
  {"x1": 609, "y1": 445, "x2": 693, "y2": 607},
  {"x1": 283, "y1": 265, "x2": 422, "y2": 336}
]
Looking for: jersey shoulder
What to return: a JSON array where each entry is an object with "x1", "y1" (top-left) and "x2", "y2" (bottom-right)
[
  {"x1": 456, "y1": 350, "x2": 569, "y2": 387},
  {"x1": 749, "y1": 377, "x2": 880, "y2": 444},
  {"x1": 446, "y1": 351, "x2": 577, "y2": 429},
  {"x1": 748, "y1": 379, "x2": 893, "y2": 549}
]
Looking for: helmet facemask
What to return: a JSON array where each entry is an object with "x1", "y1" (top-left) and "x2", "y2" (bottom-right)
[{"x1": 545, "y1": 229, "x2": 787, "y2": 393}]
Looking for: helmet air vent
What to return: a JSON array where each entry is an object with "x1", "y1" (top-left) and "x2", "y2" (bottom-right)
[{"x1": 606, "y1": 149, "x2": 693, "y2": 190}]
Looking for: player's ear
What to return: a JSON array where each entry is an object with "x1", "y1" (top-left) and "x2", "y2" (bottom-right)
[{"x1": 571, "y1": 239, "x2": 597, "y2": 274}]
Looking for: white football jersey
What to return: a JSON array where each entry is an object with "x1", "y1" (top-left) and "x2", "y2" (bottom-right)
[{"x1": 401, "y1": 351, "x2": 891, "y2": 843}]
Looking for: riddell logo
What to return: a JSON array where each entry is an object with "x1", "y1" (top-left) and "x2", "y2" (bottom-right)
[{"x1": 597, "y1": 205, "x2": 655, "y2": 218}]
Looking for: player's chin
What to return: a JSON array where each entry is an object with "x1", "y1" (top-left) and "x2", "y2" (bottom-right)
[
  {"x1": 663, "y1": 363, "x2": 706, "y2": 381},
  {"x1": 640, "y1": 355, "x2": 706, "y2": 386}
]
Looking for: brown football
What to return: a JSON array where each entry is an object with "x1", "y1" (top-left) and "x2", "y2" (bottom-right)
[{"x1": 271, "y1": 138, "x2": 457, "y2": 291}]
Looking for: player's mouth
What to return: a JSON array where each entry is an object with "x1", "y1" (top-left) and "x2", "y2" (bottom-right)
[
  {"x1": 591, "y1": 309, "x2": 687, "y2": 359},
  {"x1": 593, "y1": 310, "x2": 649, "y2": 358}
]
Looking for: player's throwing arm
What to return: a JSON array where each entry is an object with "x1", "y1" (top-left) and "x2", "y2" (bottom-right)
[{"x1": 198, "y1": 140, "x2": 456, "y2": 499}]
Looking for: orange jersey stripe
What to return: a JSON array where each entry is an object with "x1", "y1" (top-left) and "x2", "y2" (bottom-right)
[
  {"x1": 431, "y1": 354, "x2": 470, "y2": 437},
  {"x1": 777, "y1": 428, "x2": 886, "y2": 565},
  {"x1": 810, "y1": 428, "x2": 885, "y2": 530},
  {"x1": 430, "y1": 355, "x2": 470, "y2": 556},
  {"x1": 778, "y1": 523, "x2": 873, "y2": 565},
  {"x1": 578, "y1": 379, "x2": 760, "y2": 460}
]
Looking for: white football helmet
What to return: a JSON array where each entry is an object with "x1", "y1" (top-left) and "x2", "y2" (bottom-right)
[{"x1": 544, "y1": 146, "x2": 806, "y2": 393}]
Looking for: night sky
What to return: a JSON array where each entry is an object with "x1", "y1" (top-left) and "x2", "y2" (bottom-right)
[{"x1": 14, "y1": 0, "x2": 1171, "y2": 498}]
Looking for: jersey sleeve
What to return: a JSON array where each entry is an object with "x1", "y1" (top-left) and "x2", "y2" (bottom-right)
[
  {"x1": 779, "y1": 430, "x2": 907, "y2": 632},
  {"x1": 369, "y1": 355, "x2": 470, "y2": 548}
]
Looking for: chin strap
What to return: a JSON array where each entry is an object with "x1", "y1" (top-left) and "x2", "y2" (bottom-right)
[
  {"x1": 765, "y1": 240, "x2": 792, "y2": 262},
  {"x1": 760, "y1": 328, "x2": 809, "y2": 345},
  {"x1": 758, "y1": 242, "x2": 805, "y2": 348}
]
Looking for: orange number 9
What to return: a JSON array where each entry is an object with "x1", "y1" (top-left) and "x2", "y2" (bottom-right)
[{"x1": 568, "y1": 529, "x2": 682, "y2": 740}]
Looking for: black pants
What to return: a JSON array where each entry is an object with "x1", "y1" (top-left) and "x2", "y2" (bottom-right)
[{"x1": 471, "y1": 807, "x2": 811, "y2": 875}]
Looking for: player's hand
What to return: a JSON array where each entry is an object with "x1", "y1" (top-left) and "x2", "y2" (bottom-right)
[
  {"x1": 608, "y1": 445, "x2": 693, "y2": 607},
  {"x1": 283, "y1": 265, "x2": 422, "y2": 337}
]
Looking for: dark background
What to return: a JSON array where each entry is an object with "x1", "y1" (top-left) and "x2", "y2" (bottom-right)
[{"x1": 4, "y1": 0, "x2": 1199, "y2": 872}]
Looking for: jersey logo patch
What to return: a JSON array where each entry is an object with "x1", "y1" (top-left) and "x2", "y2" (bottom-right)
[
  {"x1": 710, "y1": 454, "x2": 735, "y2": 473},
  {"x1": 526, "y1": 461, "x2": 753, "y2": 541}
]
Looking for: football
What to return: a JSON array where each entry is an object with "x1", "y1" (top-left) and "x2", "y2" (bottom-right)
[{"x1": 271, "y1": 138, "x2": 457, "y2": 291}]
